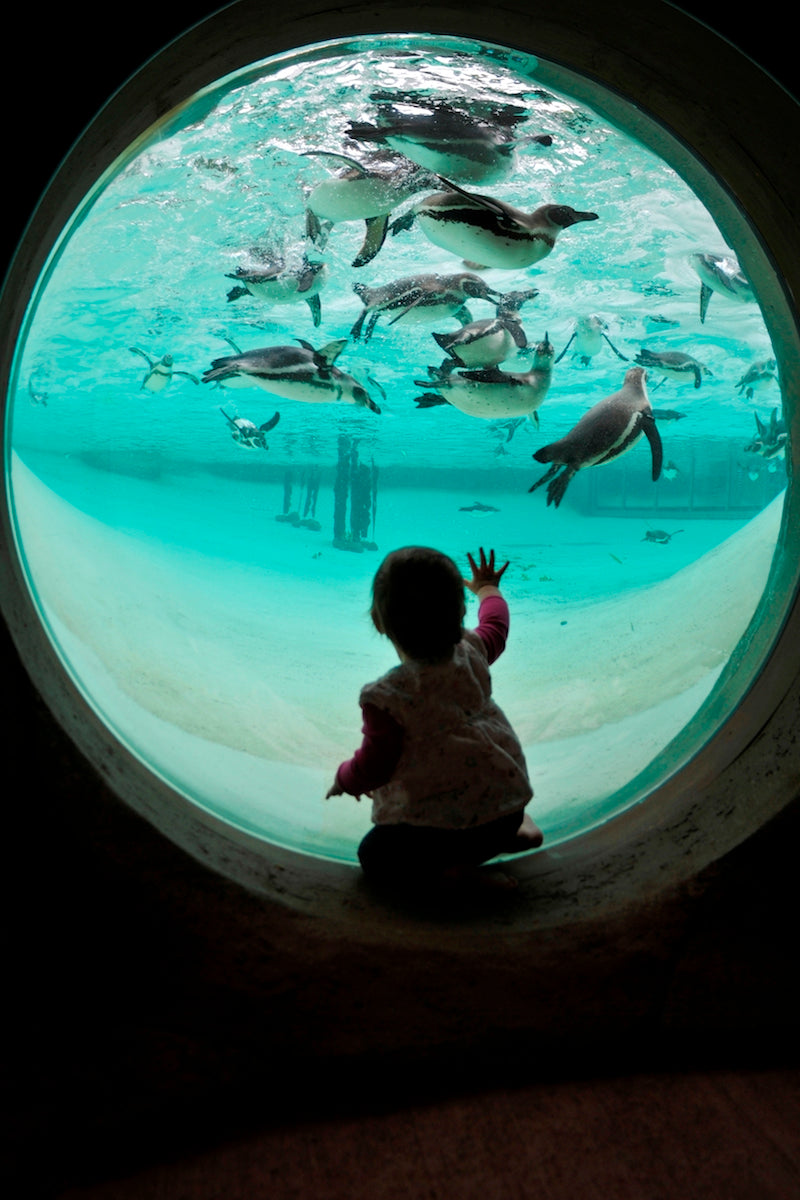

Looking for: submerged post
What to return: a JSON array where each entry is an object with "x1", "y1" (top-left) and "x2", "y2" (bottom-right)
[{"x1": 333, "y1": 434, "x2": 352, "y2": 549}]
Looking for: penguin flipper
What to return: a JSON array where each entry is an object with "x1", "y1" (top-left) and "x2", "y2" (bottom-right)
[
  {"x1": 350, "y1": 308, "x2": 368, "y2": 341},
  {"x1": 315, "y1": 339, "x2": 348, "y2": 366},
  {"x1": 296, "y1": 263, "x2": 320, "y2": 293},
  {"x1": 260, "y1": 411, "x2": 281, "y2": 433},
  {"x1": 554, "y1": 332, "x2": 575, "y2": 364},
  {"x1": 699, "y1": 282, "x2": 713, "y2": 323},
  {"x1": 387, "y1": 294, "x2": 426, "y2": 326},
  {"x1": 303, "y1": 150, "x2": 369, "y2": 173},
  {"x1": 306, "y1": 295, "x2": 322, "y2": 327},
  {"x1": 602, "y1": 333, "x2": 629, "y2": 361},
  {"x1": 129, "y1": 346, "x2": 153, "y2": 366},
  {"x1": 414, "y1": 393, "x2": 450, "y2": 409},
  {"x1": 175, "y1": 371, "x2": 200, "y2": 384},
  {"x1": 367, "y1": 374, "x2": 387, "y2": 407},
  {"x1": 642, "y1": 412, "x2": 663, "y2": 481},
  {"x1": 509, "y1": 322, "x2": 528, "y2": 349},
  {"x1": 298, "y1": 339, "x2": 335, "y2": 376},
  {"x1": 435, "y1": 176, "x2": 509, "y2": 220},
  {"x1": 432, "y1": 330, "x2": 456, "y2": 353},
  {"x1": 352, "y1": 216, "x2": 389, "y2": 268},
  {"x1": 389, "y1": 210, "x2": 416, "y2": 237},
  {"x1": 305, "y1": 208, "x2": 332, "y2": 249}
]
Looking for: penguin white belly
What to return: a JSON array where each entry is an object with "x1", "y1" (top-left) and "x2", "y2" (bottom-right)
[
  {"x1": 416, "y1": 212, "x2": 549, "y2": 268},
  {"x1": 441, "y1": 376, "x2": 549, "y2": 419},
  {"x1": 574, "y1": 330, "x2": 604, "y2": 357},
  {"x1": 246, "y1": 375, "x2": 345, "y2": 403},
  {"x1": 450, "y1": 329, "x2": 515, "y2": 367},
  {"x1": 143, "y1": 371, "x2": 171, "y2": 393},
  {"x1": 658, "y1": 366, "x2": 693, "y2": 383},
  {"x1": 309, "y1": 177, "x2": 398, "y2": 221},
  {"x1": 244, "y1": 277, "x2": 318, "y2": 303},
  {"x1": 393, "y1": 300, "x2": 467, "y2": 326}
]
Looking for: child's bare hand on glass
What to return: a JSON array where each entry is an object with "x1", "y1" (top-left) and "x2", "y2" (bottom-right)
[{"x1": 464, "y1": 547, "x2": 509, "y2": 595}]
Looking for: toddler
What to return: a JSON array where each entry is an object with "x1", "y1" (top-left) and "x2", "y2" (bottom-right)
[{"x1": 327, "y1": 545, "x2": 543, "y2": 888}]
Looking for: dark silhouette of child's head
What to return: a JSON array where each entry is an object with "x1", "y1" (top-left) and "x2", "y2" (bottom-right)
[{"x1": 371, "y1": 546, "x2": 466, "y2": 663}]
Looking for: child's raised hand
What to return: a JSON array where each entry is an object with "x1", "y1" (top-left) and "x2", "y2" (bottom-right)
[{"x1": 464, "y1": 547, "x2": 509, "y2": 594}]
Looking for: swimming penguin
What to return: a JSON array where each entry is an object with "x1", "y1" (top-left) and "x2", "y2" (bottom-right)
[
  {"x1": 129, "y1": 347, "x2": 199, "y2": 392},
  {"x1": 225, "y1": 255, "x2": 328, "y2": 326},
  {"x1": 303, "y1": 150, "x2": 436, "y2": 267},
  {"x1": 459, "y1": 500, "x2": 500, "y2": 512},
  {"x1": 202, "y1": 339, "x2": 381, "y2": 412},
  {"x1": 220, "y1": 408, "x2": 281, "y2": 450},
  {"x1": 392, "y1": 177, "x2": 598, "y2": 269},
  {"x1": 350, "y1": 272, "x2": 501, "y2": 342},
  {"x1": 432, "y1": 288, "x2": 539, "y2": 368},
  {"x1": 735, "y1": 357, "x2": 778, "y2": 400},
  {"x1": 555, "y1": 315, "x2": 628, "y2": 365},
  {"x1": 528, "y1": 366, "x2": 662, "y2": 507},
  {"x1": 346, "y1": 96, "x2": 547, "y2": 185},
  {"x1": 634, "y1": 347, "x2": 711, "y2": 388},
  {"x1": 414, "y1": 332, "x2": 555, "y2": 426},
  {"x1": 651, "y1": 409, "x2": 687, "y2": 422},
  {"x1": 744, "y1": 408, "x2": 787, "y2": 461},
  {"x1": 644, "y1": 314, "x2": 680, "y2": 334},
  {"x1": 642, "y1": 528, "x2": 683, "y2": 544},
  {"x1": 691, "y1": 252, "x2": 754, "y2": 322}
]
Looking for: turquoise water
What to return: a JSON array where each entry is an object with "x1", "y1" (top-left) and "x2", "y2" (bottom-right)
[{"x1": 6, "y1": 36, "x2": 787, "y2": 860}]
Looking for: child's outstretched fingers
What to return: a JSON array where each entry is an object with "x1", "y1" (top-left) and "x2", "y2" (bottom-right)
[{"x1": 465, "y1": 547, "x2": 509, "y2": 592}]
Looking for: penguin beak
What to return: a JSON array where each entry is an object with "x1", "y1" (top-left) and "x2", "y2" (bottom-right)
[{"x1": 567, "y1": 210, "x2": 599, "y2": 226}]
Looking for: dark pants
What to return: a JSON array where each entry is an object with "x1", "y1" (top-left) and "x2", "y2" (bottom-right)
[{"x1": 358, "y1": 810, "x2": 525, "y2": 884}]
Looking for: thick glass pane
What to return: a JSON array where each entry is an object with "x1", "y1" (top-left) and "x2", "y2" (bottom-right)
[{"x1": 7, "y1": 35, "x2": 786, "y2": 860}]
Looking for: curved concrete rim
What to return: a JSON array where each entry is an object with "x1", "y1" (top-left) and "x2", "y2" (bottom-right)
[{"x1": 1, "y1": 0, "x2": 798, "y2": 945}]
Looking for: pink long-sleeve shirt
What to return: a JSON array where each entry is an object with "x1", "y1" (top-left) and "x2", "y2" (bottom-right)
[{"x1": 336, "y1": 591, "x2": 514, "y2": 798}]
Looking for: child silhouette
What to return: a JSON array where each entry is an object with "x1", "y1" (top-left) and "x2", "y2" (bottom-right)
[{"x1": 327, "y1": 546, "x2": 542, "y2": 890}]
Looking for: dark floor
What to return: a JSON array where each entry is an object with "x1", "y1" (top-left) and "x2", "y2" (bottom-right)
[{"x1": 52, "y1": 1065, "x2": 800, "y2": 1199}]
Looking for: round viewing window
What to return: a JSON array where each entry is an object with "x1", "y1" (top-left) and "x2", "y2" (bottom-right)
[{"x1": 2, "y1": 3, "x2": 797, "y2": 918}]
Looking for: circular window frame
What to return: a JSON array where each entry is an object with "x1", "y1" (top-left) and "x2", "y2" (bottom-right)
[{"x1": 1, "y1": 0, "x2": 798, "y2": 940}]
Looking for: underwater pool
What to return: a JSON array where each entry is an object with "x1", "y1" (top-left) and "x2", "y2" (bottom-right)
[{"x1": 7, "y1": 35, "x2": 787, "y2": 862}]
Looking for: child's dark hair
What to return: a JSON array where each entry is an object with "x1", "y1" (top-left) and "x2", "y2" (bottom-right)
[{"x1": 370, "y1": 546, "x2": 466, "y2": 663}]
